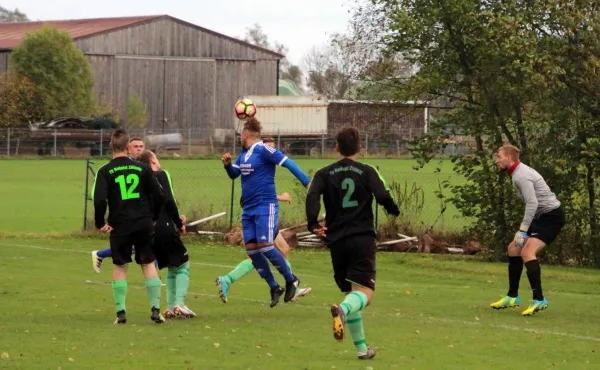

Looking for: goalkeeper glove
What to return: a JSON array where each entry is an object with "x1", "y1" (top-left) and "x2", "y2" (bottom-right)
[{"x1": 514, "y1": 230, "x2": 527, "y2": 248}]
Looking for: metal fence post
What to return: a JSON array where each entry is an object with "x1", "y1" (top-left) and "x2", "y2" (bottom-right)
[
  {"x1": 232, "y1": 129, "x2": 236, "y2": 155},
  {"x1": 53, "y1": 129, "x2": 57, "y2": 157},
  {"x1": 321, "y1": 131, "x2": 325, "y2": 157},
  {"x1": 6, "y1": 128, "x2": 10, "y2": 157},
  {"x1": 83, "y1": 159, "x2": 90, "y2": 230},
  {"x1": 365, "y1": 133, "x2": 369, "y2": 157},
  {"x1": 277, "y1": 130, "x2": 281, "y2": 148},
  {"x1": 375, "y1": 165, "x2": 380, "y2": 230},
  {"x1": 100, "y1": 129, "x2": 103, "y2": 156},
  {"x1": 188, "y1": 128, "x2": 192, "y2": 156},
  {"x1": 229, "y1": 178, "x2": 235, "y2": 230}
]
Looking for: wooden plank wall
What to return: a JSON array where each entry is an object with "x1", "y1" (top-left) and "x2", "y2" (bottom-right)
[
  {"x1": 0, "y1": 52, "x2": 9, "y2": 73},
  {"x1": 75, "y1": 18, "x2": 279, "y2": 60},
  {"x1": 87, "y1": 55, "x2": 114, "y2": 106}
]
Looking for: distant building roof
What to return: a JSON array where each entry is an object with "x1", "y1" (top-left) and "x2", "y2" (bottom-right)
[{"x1": 0, "y1": 15, "x2": 285, "y2": 57}]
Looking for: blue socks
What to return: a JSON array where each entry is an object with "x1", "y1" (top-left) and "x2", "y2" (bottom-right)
[
  {"x1": 97, "y1": 248, "x2": 112, "y2": 258},
  {"x1": 247, "y1": 248, "x2": 278, "y2": 289},
  {"x1": 262, "y1": 247, "x2": 295, "y2": 283}
]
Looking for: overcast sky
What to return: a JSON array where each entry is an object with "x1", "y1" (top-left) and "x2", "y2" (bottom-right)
[{"x1": 1, "y1": 0, "x2": 353, "y2": 65}]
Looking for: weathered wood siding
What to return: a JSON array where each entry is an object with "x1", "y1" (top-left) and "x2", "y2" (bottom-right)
[
  {"x1": 75, "y1": 18, "x2": 279, "y2": 60},
  {"x1": 0, "y1": 52, "x2": 9, "y2": 73}
]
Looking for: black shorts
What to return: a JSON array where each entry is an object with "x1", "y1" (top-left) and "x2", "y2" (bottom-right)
[
  {"x1": 110, "y1": 220, "x2": 155, "y2": 265},
  {"x1": 153, "y1": 231, "x2": 189, "y2": 270},
  {"x1": 329, "y1": 234, "x2": 376, "y2": 293},
  {"x1": 529, "y1": 206, "x2": 566, "y2": 245}
]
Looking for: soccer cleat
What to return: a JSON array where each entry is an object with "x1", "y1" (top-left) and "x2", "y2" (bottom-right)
[
  {"x1": 358, "y1": 347, "x2": 376, "y2": 360},
  {"x1": 293, "y1": 287, "x2": 312, "y2": 301},
  {"x1": 284, "y1": 277, "x2": 300, "y2": 303},
  {"x1": 270, "y1": 286, "x2": 285, "y2": 308},
  {"x1": 330, "y1": 304, "x2": 346, "y2": 343},
  {"x1": 174, "y1": 305, "x2": 197, "y2": 318},
  {"x1": 151, "y1": 307, "x2": 166, "y2": 324},
  {"x1": 91, "y1": 251, "x2": 103, "y2": 274},
  {"x1": 490, "y1": 296, "x2": 520, "y2": 310},
  {"x1": 522, "y1": 299, "x2": 548, "y2": 316},
  {"x1": 163, "y1": 309, "x2": 176, "y2": 319},
  {"x1": 216, "y1": 276, "x2": 230, "y2": 303},
  {"x1": 113, "y1": 310, "x2": 127, "y2": 325}
]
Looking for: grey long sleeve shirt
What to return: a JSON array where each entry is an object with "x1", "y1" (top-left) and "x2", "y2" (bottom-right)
[{"x1": 510, "y1": 163, "x2": 561, "y2": 231}]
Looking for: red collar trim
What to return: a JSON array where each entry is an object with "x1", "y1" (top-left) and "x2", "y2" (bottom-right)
[{"x1": 507, "y1": 162, "x2": 520, "y2": 175}]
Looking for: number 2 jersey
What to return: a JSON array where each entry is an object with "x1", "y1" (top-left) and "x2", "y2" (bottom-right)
[
  {"x1": 93, "y1": 156, "x2": 164, "y2": 230},
  {"x1": 306, "y1": 158, "x2": 400, "y2": 245}
]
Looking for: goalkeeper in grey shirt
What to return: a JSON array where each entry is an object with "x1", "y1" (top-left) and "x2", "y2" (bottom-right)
[{"x1": 490, "y1": 144, "x2": 565, "y2": 316}]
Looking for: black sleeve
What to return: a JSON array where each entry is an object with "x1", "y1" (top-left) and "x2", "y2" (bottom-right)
[
  {"x1": 366, "y1": 166, "x2": 400, "y2": 216},
  {"x1": 144, "y1": 165, "x2": 164, "y2": 222},
  {"x1": 93, "y1": 167, "x2": 108, "y2": 229},
  {"x1": 306, "y1": 169, "x2": 325, "y2": 232},
  {"x1": 158, "y1": 171, "x2": 182, "y2": 229}
]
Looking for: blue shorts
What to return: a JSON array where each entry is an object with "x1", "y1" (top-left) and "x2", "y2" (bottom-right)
[{"x1": 242, "y1": 203, "x2": 279, "y2": 244}]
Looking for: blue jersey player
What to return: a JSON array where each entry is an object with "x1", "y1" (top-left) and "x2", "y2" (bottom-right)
[{"x1": 222, "y1": 118, "x2": 311, "y2": 307}]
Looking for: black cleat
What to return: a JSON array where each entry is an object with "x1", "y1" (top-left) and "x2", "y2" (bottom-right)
[
  {"x1": 114, "y1": 310, "x2": 127, "y2": 325},
  {"x1": 358, "y1": 347, "x2": 376, "y2": 360},
  {"x1": 270, "y1": 286, "x2": 284, "y2": 308},
  {"x1": 284, "y1": 277, "x2": 300, "y2": 303},
  {"x1": 151, "y1": 307, "x2": 165, "y2": 324}
]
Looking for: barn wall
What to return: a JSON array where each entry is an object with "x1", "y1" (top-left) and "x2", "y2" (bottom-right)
[
  {"x1": 75, "y1": 19, "x2": 279, "y2": 60},
  {"x1": 0, "y1": 51, "x2": 9, "y2": 73}
]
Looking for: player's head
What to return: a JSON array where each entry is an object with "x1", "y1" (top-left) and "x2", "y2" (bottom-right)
[
  {"x1": 336, "y1": 127, "x2": 361, "y2": 158},
  {"x1": 110, "y1": 129, "x2": 130, "y2": 154},
  {"x1": 129, "y1": 137, "x2": 145, "y2": 158},
  {"x1": 241, "y1": 117, "x2": 261, "y2": 148},
  {"x1": 136, "y1": 149, "x2": 160, "y2": 171},
  {"x1": 262, "y1": 137, "x2": 276, "y2": 148},
  {"x1": 496, "y1": 144, "x2": 520, "y2": 170}
]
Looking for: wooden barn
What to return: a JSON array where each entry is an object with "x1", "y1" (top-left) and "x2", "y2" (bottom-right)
[{"x1": 0, "y1": 15, "x2": 283, "y2": 130}]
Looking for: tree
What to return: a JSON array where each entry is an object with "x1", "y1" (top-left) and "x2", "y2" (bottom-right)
[
  {"x1": 0, "y1": 71, "x2": 43, "y2": 127},
  {"x1": 0, "y1": 6, "x2": 28, "y2": 22},
  {"x1": 10, "y1": 25, "x2": 95, "y2": 120},
  {"x1": 302, "y1": 41, "x2": 354, "y2": 99},
  {"x1": 243, "y1": 23, "x2": 304, "y2": 90},
  {"x1": 344, "y1": 0, "x2": 600, "y2": 265},
  {"x1": 126, "y1": 93, "x2": 149, "y2": 128}
]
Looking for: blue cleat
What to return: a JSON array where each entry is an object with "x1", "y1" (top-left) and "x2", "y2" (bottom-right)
[
  {"x1": 522, "y1": 298, "x2": 548, "y2": 316},
  {"x1": 216, "y1": 276, "x2": 230, "y2": 303}
]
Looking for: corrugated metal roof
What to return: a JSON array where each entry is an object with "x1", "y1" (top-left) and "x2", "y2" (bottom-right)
[
  {"x1": 0, "y1": 15, "x2": 285, "y2": 58},
  {"x1": 245, "y1": 95, "x2": 329, "y2": 107}
]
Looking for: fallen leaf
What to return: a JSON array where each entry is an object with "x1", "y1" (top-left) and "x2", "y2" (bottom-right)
[
  {"x1": 267, "y1": 353, "x2": 272, "y2": 357},
  {"x1": 205, "y1": 326, "x2": 212, "y2": 329},
  {"x1": 68, "y1": 358, "x2": 74, "y2": 362},
  {"x1": 213, "y1": 343, "x2": 220, "y2": 348},
  {"x1": 1, "y1": 352, "x2": 9, "y2": 360},
  {"x1": 406, "y1": 290, "x2": 411, "y2": 295},
  {"x1": 448, "y1": 345, "x2": 454, "y2": 348},
  {"x1": 415, "y1": 330, "x2": 420, "y2": 334},
  {"x1": 24, "y1": 330, "x2": 29, "y2": 334},
  {"x1": 475, "y1": 317, "x2": 480, "y2": 321}
]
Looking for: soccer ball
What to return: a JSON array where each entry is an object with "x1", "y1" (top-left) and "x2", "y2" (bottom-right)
[{"x1": 234, "y1": 98, "x2": 257, "y2": 120}]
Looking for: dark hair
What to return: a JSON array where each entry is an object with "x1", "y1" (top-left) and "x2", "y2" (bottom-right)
[
  {"x1": 111, "y1": 129, "x2": 130, "y2": 152},
  {"x1": 336, "y1": 127, "x2": 361, "y2": 157},
  {"x1": 243, "y1": 117, "x2": 261, "y2": 137},
  {"x1": 136, "y1": 149, "x2": 155, "y2": 165},
  {"x1": 262, "y1": 137, "x2": 275, "y2": 144},
  {"x1": 130, "y1": 136, "x2": 143, "y2": 143}
]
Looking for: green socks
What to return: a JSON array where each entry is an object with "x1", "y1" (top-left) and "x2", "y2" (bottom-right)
[
  {"x1": 224, "y1": 259, "x2": 254, "y2": 284},
  {"x1": 346, "y1": 311, "x2": 369, "y2": 354},
  {"x1": 144, "y1": 277, "x2": 162, "y2": 309},
  {"x1": 112, "y1": 280, "x2": 127, "y2": 312},
  {"x1": 340, "y1": 291, "x2": 369, "y2": 315},
  {"x1": 175, "y1": 263, "x2": 190, "y2": 307},
  {"x1": 286, "y1": 259, "x2": 292, "y2": 273},
  {"x1": 166, "y1": 268, "x2": 177, "y2": 310}
]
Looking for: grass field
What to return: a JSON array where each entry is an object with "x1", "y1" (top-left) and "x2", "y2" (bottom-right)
[
  {"x1": 1, "y1": 236, "x2": 600, "y2": 369},
  {"x1": 0, "y1": 158, "x2": 465, "y2": 235}
]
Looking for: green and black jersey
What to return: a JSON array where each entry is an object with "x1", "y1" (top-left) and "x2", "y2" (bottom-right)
[
  {"x1": 306, "y1": 158, "x2": 400, "y2": 245},
  {"x1": 93, "y1": 156, "x2": 164, "y2": 230},
  {"x1": 154, "y1": 170, "x2": 183, "y2": 234}
]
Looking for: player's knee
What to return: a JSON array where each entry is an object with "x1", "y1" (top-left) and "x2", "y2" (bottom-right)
[{"x1": 507, "y1": 242, "x2": 521, "y2": 257}]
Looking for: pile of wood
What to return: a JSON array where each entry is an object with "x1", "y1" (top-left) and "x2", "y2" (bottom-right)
[{"x1": 418, "y1": 234, "x2": 484, "y2": 255}]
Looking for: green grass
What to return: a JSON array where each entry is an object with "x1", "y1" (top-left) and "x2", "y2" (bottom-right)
[
  {"x1": 0, "y1": 159, "x2": 465, "y2": 235},
  {"x1": 1, "y1": 237, "x2": 600, "y2": 369}
]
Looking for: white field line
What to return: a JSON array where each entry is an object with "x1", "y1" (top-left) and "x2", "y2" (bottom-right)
[
  {"x1": 1, "y1": 241, "x2": 598, "y2": 293},
  {"x1": 83, "y1": 279, "x2": 600, "y2": 343}
]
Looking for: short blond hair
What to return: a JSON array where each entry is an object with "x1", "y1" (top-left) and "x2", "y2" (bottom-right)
[{"x1": 498, "y1": 144, "x2": 520, "y2": 161}]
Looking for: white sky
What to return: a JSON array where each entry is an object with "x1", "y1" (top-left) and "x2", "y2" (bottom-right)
[{"x1": 1, "y1": 0, "x2": 353, "y2": 65}]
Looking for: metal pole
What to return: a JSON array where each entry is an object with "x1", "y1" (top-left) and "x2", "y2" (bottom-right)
[
  {"x1": 83, "y1": 159, "x2": 91, "y2": 230},
  {"x1": 229, "y1": 178, "x2": 235, "y2": 230},
  {"x1": 53, "y1": 129, "x2": 57, "y2": 157},
  {"x1": 277, "y1": 130, "x2": 281, "y2": 148},
  {"x1": 375, "y1": 165, "x2": 379, "y2": 230},
  {"x1": 188, "y1": 128, "x2": 192, "y2": 156},
  {"x1": 365, "y1": 133, "x2": 369, "y2": 157},
  {"x1": 6, "y1": 128, "x2": 10, "y2": 157},
  {"x1": 232, "y1": 129, "x2": 236, "y2": 155},
  {"x1": 321, "y1": 131, "x2": 325, "y2": 157},
  {"x1": 276, "y1": 60, "x2": 280, "y2": 96},
  {"x1": 100, "y1": 129, "x2": 103, "y2": 156}
]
